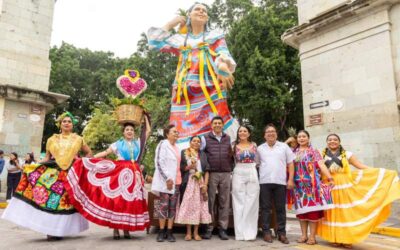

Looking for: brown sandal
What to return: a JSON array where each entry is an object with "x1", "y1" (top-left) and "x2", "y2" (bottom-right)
[
  {"x1": 184, "y1": 234, "x2": 192, "y2": 241},
  {"x1": 296, "y1": 236, "x2": 308, "y2": 243},
  {"x1": 306, "y1": 238, "x2": 317, "y2": 245},
  {"x1": 343, "y1": 244, "x2": 353, "y2": 249},
  {"x1": 194, "y1": 235, "x2": 202, "y2": 241}
]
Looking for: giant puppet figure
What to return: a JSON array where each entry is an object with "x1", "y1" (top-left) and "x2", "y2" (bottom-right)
[{"x1": 147, "y1": 2, "x2": 238, "y2": 146}]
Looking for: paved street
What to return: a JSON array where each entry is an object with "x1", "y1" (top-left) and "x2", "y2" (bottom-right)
[{"x1": 1, "y1": 209, "x2": 399, "y2": 250}]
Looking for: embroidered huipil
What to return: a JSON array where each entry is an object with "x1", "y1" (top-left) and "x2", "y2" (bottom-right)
[
  {"x1": 234, "y1": 144, "x2": 257, "y2": 163},
  {"x1": 288, "y1": 146, "x2": 334, "y2": 214}
]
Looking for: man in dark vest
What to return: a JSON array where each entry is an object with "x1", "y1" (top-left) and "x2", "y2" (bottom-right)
[{"x1": 202, "y1": 116, "x2": 233, "y2": 240}]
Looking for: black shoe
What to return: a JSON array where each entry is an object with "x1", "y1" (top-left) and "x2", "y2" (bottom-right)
[
  {"x1": 47, "y1": 235, "x2": 63, "y2": 241},
  {"x1": 166, "y1": 229, "x2": 176, "y2": 242},
  {"x1": 156, "y1": 230, "x2": 165, "y2": 242},
  {"x1": 202, "y1": 229, "x2": 212, "y2": 240},
  {"x1": 218, "y1": 229, "x2": 229, "y2": 240}
]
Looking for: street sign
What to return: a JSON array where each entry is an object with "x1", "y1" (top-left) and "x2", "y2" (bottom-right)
[
  {"x1": 309, "y1": 113, "x2": 323, "y2": 126},
  {"x1": 310, "y1": 100, "x2": 329, "y2": 109}
]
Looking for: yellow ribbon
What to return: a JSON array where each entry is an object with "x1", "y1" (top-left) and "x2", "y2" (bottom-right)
[
  {"x1": 175, "y1": 42, "x2": 224, "y2": 115},
  {"x1": 175, "y1": 46, "x2": 192, "y2": 105},
  {"x1": 199, "y1": 47, "x2": 218, "y2": 114}
]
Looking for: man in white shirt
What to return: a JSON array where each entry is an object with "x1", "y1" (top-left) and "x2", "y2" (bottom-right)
[{"x1": 257, "y1": 124, "x2": 294, "y2": 244}]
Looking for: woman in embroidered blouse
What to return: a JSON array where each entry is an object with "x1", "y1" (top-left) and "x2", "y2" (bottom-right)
[
  {"x1": 93, "y1": 116, "x2": 151, "y2": 240},
  {"x1": 317, "y1": 134, "x2": 400, "y2": 248},
  {"x1": 231, "y1": 125, "x2": 260, "y2": 241},
  {"x1": 151, "y1": 124, "x2": 181, "y2": 242},
  {"x1": 2, "y1": 112, "x2": 92, "y2": 241},
  {"x1": 175, "y1": 135, "x2": 211, "y2": 241},
  {"x1": 147, "y1": 2, "x2": 238, "y2": 147},
  {"x1": 288, "y1": 130, "x2": 334, "y2": 245}
]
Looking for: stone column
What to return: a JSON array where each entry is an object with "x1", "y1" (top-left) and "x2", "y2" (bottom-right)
[{"x1": 0, "y1": 0, "x2": 68, "y2": 192}]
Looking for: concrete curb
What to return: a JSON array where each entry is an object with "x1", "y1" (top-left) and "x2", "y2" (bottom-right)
[{"x1": 372, "y1": 227, "x2": 400, "y2": 238}]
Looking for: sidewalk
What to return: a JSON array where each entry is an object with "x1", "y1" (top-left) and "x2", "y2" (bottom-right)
[{"x1": 0, "y1": 208, "x2": 399, "y2": 250}]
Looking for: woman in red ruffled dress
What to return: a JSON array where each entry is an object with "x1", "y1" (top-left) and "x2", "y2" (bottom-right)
[{"x1": 65, "y1": 116, "x2": 150, "y2": 240}]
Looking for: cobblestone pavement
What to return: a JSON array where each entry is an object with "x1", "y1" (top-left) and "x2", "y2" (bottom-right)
[{"x1": 1, "y1": 209, "x2": 399, "y2": 250}]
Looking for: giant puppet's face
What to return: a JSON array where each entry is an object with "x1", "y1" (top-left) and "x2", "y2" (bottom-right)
[{"x1": 189, "y1": 4, "x2": 209, "y2": 27}]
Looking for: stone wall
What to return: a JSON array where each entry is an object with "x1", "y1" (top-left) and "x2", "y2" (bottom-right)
[
  {"x1": 0, "y1": 99, "x2": 46, "y2": 156},
  {"x1": 0, "y1": 0, "x2": 54, "y2": 92},
  {"x1": 390, "y1": 4, "x2": 400, "y2": 106},
  {"x1": 297, "y1": 0, "x2": 349, "y2": 24},
  {"x1": 297, "y1": 4, "x2": 400, "y2": 170}
]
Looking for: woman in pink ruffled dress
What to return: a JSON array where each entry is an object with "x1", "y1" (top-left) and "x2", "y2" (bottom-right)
[{"x1": 175, "y1": 135, "x2": 211, "y2": 241}]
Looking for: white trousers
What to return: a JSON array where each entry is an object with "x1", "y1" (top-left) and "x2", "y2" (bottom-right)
[{"x1": 232, "y1": 163, "x2": 260, "y2": 240}]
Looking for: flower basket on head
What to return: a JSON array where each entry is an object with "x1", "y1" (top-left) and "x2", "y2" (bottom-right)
[
  {"x1": 114, "y1": 69, "x2": 148, "y2": 125},
  {"x1": 115, "y1": 104, "x2": 144, "y2": 126}
]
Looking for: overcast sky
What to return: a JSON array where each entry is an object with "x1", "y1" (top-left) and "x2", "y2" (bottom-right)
[{"x1": 51, "y1": 0, "x2": 215, "y2": 58}]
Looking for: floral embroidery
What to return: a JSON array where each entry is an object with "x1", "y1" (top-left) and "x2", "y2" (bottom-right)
[
  {"x1": 28, "y1": 171, "x2": 41, "y2": 186},
  {"x1": 23, "y1": 184, "x2": 33, "y2": 200},
  {"x1": 50, "y1": 181, "x2": 64, "y2": 195},
  {"x1": 287, "y1": 146, "x2": 333, "y2": 213},
  {"x1": 36, "y1": 166, "x2": 47, "y2": 174},
  {"x1": 38, "y1": 168, "x2": 58, "y2": 189},
  {"x1": 46, "y1": 192, "x2": 61, "y2": 210},
  {"x1": 59, "y1": 192, "x2": 73, "y2": 210},
  {"x1": 57, "y1": 170, "x2": 67, "y2": 182},
  {"x1": 16, "y1": 174, "x2": 28, "y2": 193},
  {"x1": 33, "y1": 186, "x2": 49, "y2": 205}
]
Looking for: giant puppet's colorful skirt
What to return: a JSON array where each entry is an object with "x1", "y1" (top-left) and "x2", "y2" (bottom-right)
[
  {"x1": 65, "y1": 158, "x2": 149, "y2": 231},
  {"x1": 317, "y1": 168, "x2": 400, "y2": 244},
  {"x1": 170, "y1": 85, "x2": 238, "y2": 147},
  {"x1": 1, "y1": 161, "x2": 89, "y2": 236}
]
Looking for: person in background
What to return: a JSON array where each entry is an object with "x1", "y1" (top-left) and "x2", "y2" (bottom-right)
[
  {"x1": 0, "y1": 150, "x2": 4, "y2": 193},
  {"x1": 285, "y1": 136, "x2": 298, "y2": 151},
  {"x1": 23, "y1": 152, "x2": 36, "y2": 166},
  {"x1": 6, "y1": 152, "x2": 22, "y2": 201}
]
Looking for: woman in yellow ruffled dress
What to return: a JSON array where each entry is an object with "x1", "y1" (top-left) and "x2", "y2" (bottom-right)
[
  {"x1": 2, "y1": 112, "x2": 92, "y2": 241},
  {"x1": 317, "y1": 133, "x2": 400, "y2": 248}
]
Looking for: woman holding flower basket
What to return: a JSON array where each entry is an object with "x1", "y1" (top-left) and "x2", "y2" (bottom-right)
[
  {"x1": 64, "y1": 70, "x2": 151, "y2": 240},
  {"x1": 175, "y1": 135, "x2": 211, "y2": 241}
]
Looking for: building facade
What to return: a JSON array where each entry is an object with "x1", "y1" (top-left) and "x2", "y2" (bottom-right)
[{"x1": 282, "y1": 0, "x2": 400, "y2": 170}]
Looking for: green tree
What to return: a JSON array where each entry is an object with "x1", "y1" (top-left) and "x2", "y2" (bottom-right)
[
  {"x1": 44, "y1": 43, "x2": 127, "y2": 149},
  {"x1": 227, "y1": 0, "x2": 302, "y2": 142}
]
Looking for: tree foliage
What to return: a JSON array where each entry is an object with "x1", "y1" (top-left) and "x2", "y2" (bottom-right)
[{"x1": 226, "y1": 0, "x2": 302, "y2": 141}]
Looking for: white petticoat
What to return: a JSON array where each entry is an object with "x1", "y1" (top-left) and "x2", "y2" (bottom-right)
[{"x1": 1, "y1": 198, "x2": 89, "y2": 237}]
